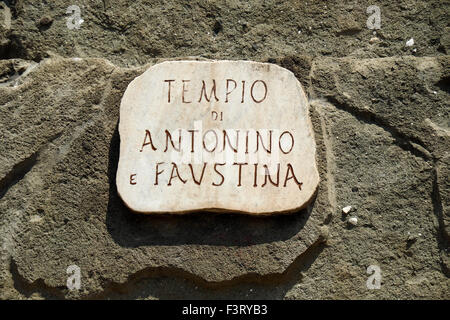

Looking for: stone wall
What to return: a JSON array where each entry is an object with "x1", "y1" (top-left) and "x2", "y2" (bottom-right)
[{"x1": 0, "y1": 0, "x2": 448, "y2": 299}]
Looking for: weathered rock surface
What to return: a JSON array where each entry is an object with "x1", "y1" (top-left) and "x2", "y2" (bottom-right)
[
  {"x1": 0, "y1": 54, "x2": 448, "y2": 299},
  {"x1": 0, "y1": 57, "x2": 326, "y2": 298},
  {"x1": 0, "y1": 0, "x2": 448, "y2": 299},
  {"x1": 1, "y1": 1, "x2": 448, "y2": 66}
]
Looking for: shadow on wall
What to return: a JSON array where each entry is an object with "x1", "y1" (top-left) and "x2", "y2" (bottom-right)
[{"x1": 105, "y1": 123, "x2": 314, "y2": 248}]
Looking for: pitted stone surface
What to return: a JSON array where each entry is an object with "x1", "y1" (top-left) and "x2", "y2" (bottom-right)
[{"x1": 0, "y1": 58, "x2": 325, "y2": 297}]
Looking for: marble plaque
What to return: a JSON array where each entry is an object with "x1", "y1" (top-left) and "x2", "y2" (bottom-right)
[{"x1": 116, "y1": 60, "x2": 319, "y2": 214}]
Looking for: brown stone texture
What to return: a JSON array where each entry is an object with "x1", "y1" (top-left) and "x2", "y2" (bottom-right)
[{"x1": 0, "y1": 0, "x2": 448, "y2": 299}]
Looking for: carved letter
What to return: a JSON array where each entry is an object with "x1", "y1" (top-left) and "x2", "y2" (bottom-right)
[
  {"x1": 164, "y1": 79, "x2": 175, "y2": 103},
  {"x1": 225, "y1": 79, "x2": 237, "y2": 102},
  {"x1": 198, "y1": 80, "x2": 219, "y2": 102},
  {"x1": 188, "y1": 129, "x2": 198, "y2": 153},
  {"x1": 262, "y1": 164, "x2": 280, "y2": 187},
  {"x1": 256, "y1": 130, "x2": 272, "y2": 153},
  {"x1": 223, "y1": 130, "x2": 239, "y2": 153},
  {"x1": 164, "y1": 129, "x2": 181, "y2": 152},
  {"x1": 279, "y1": 131, "x2": 294, "y2": 154},
  {"x1": 233, "y1": 163, "x2": 247, "y2": 187},
  {"x1": 203, "y1": 129, "x2": 218, "y2": 153},
  {"x1": 140, "y1": 130, "x2": 157, "y2": 152},
  {"x1": 253, "y1": 163, "x2": 258, "y2": 187},
  {"x1": 168, "y1": 163, "x2": 187, "y2": 186},
  {"x1": 154, "y1": 162, "x2": 165, "y2": 185},
  {"x1": 188, "y1": 163, "x2": 207, "y2": 185},
  {"x1": 250, "y1": 80, "x2": 267, "y2": 103},
  {"x1": 182, "y1": 80, "x2": 191, "y2": 103},
  {"x1": 283, "y1": 163, "x2": 303, "y2": 189},
  {"x1": 212, "y1": 163, "x2": 225, "y2": 186}
]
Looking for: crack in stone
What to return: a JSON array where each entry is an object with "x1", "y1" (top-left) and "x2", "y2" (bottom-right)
[
  {"x1": 0, "y1": 150, "x2": 39, "y2": 200},
  {"x1": 324, "y1": 96, "x2": 433, "y2": 162},
  {"x1": 9, "y1": 259, "x2": 66, "y2": 299},
  {"x1": 311, "y1": 99, "x2": 337, "y2": 215},
  {"x1": 0, "y1": 130, "x2": 65, "y2": 200},
  {"x1": 425, "y1": 118, "x2": 450, "y2": 137},
  {"x1": 431, "y1": 167, "x2": 450, "y2": 277},
  {"x1": 315, "y1": 95, "x2": 449, "y2": 279},
  {"x1": 10, "y1": 240, "x2": 326, "y2": 299}
]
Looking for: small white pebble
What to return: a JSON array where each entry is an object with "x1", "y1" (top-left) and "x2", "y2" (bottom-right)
[
  {"x1": 30, "y1": 215, "x2": 43, "y2": 223},
  {"x1": 369, "y1": 37, "x2": 379, "y2": 44},
  {"x1": 433, "y1": 91, "x2": 437, "y2": 94},
  {"x1": 342, "y1": 205, "x2": 352, "y2": 214},
  {"x1": 348, "y1": 217, "x2": 358, "y2": 226},
  {"x1": 413, "y1": 48, "x2": 417, "y2": 53},
  {"x1": 406, "y1": 38, "x2": 414, "y2": 47}
]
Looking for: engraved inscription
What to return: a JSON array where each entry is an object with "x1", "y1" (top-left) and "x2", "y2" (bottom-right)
[{"x1": 116, "y1": 60, "x2": 319, "y2": 214}]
